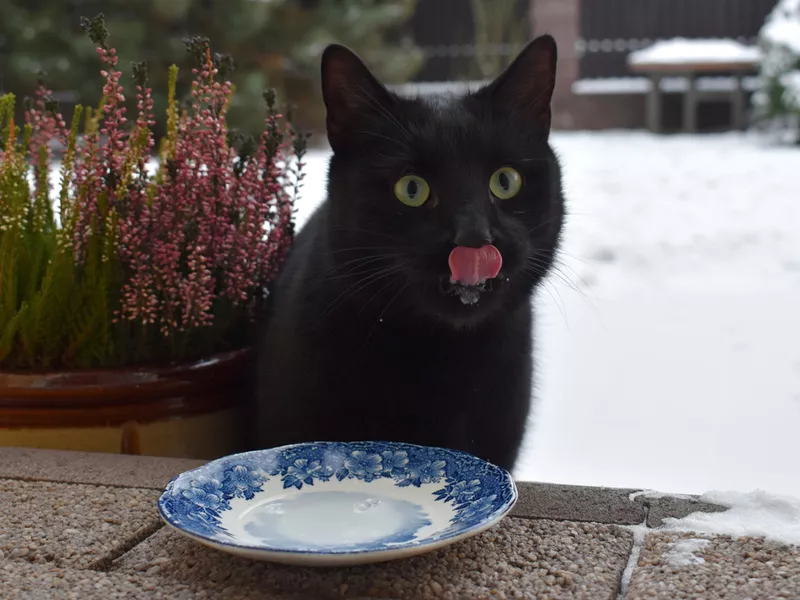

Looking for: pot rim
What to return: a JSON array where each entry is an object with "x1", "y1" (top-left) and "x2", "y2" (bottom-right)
[{"x1": 0, "y1": 348, "x2": 253, "y2": 400}]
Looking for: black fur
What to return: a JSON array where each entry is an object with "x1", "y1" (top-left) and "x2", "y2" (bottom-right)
[{"x1": 253, "y1": 36, "x2": 565, "y2": 471}]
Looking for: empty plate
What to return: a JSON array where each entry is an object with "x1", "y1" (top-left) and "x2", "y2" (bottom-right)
[{"x1": 158, "y1": 441, "x2": 517, "y2": 566}]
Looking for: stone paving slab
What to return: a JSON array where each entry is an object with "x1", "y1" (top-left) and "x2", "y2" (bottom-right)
[
  {"x1": 0, "y1": 561, "x2": 301, "y2": 600},
  {"x1": 0, "y1": 479, "x2": 160, "y2": 569},
  {"x1": 0, "y1": 447, "x2": 204, "y2": 490},
  {"x1": 513, "y1": 482, "x2": 645, "y2": 525},
  {"x1": 628, "y1": 491, "x2": 727, "y2": 528},
  {"x1": 627, "y1": 532, "x2": 800, "y2": 600},
  {"x1": 1, "y1": 561, "x2": 174, "y2": 600},
  {"x1": 110, "y1": 518, "x2": 633, "y2": 599}
]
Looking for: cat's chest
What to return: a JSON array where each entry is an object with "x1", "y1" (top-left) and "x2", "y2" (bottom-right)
[{"x1": 317, "y1": 320, "x2": 525, "y2": 403}]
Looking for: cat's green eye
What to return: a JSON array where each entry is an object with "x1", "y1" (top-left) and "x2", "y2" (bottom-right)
[
  {"x1": 489, "y1": 167, "x2": 522, "y2": 200},
  {"x1": 394, "y1": 175, "x2": 431, "y2": 207}
]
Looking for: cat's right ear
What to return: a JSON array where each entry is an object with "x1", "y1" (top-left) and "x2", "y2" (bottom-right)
[
  {"x1": 478, "y1": 35, "x2": 557, "y2": 133},
  {"x1": 321, "y1": 44, "x2": 396, "y2": 152}
]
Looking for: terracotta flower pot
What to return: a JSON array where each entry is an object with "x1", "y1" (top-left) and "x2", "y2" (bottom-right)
[{"x1": 0, "y1": 349, "x2": 252, "y2": 459}]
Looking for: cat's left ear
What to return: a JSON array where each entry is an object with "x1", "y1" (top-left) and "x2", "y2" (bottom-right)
[
  {"x1": 321, "y1": 44, "x2": 396, "y2": 152},
  {"x1": 480, "y1": 35, "x2": 557, "y2": 132}
]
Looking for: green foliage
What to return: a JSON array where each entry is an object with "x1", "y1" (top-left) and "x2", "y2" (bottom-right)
[
  {"x1": 0, "y1": 0, "x2": 422, "y2": 137},
  {"x1": 753, "y1": 0, "x2": 800, "y2": 142},
  {"x1": 468, "y1": 0, "x2": 529, "y2": 79},
  {"x1": 0, "y1": 96, "x2": 108, "y2": 370}
]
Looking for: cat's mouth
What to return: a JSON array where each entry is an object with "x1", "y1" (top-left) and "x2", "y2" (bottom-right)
[
  {"x1": 440, "y1": 244, "x2": 505, "y2": 305},
  {"x1": 438, "y1": 274, "x2": 505, "y2": 306}
]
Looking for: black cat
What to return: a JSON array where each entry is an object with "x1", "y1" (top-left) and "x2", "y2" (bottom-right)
[{"x1": 253, "y1": 36, "x2": 565, "y2": 472}]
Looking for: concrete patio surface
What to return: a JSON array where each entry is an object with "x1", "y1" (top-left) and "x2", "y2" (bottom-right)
[{"x1": 0, "y1": 447, "x2": 797, "y2": 599}]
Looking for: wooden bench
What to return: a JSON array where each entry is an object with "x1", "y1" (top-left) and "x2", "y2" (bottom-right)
[{"x1": 627, "y1": 39, "x2": 761, "y2": 133}]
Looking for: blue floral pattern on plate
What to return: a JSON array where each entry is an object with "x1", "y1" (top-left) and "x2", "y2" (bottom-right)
[{"x1": 158, "y1": 441, "x2": 517, "y2": 558}]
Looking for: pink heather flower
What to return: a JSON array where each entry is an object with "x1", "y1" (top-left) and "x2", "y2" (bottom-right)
[
  {"x1": 35, "y1": 25, "x2": 300, "y2": 351},
  {"x1": 103, "y1": 42, "x2": 299, "y2": 340}
]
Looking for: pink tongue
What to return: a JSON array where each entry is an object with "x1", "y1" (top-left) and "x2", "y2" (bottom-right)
[{"x1": 448, "y1": 245, "x2": 503, "y2": 286}]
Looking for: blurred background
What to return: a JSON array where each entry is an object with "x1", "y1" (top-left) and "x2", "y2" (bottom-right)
[
  {"x1": 4, "y1": 0, "x2": 795, "y2": 137},
  {"x1": 1, "y1": 0, "x2": 798, "y2": 496}
]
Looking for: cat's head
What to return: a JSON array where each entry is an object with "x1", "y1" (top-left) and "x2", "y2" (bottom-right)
[{"x1": 320, "y1": 36, "x2": 564, "y2": 329}]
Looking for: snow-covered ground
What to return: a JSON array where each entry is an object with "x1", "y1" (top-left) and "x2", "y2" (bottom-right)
[{"x1": 296, "y1": 131, "x2": 800, "y2": 498}]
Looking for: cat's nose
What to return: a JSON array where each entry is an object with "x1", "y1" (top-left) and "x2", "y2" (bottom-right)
[{"x1": 453, "y1": 227, "x2": 493, "y2": 248}]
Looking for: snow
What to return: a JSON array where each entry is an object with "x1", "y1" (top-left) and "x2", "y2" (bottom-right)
[
  {"x1": 630, "y1": 489, "x2": 800, "y2": 547},
  {"x1": 762, "y1": 0, "x2": 800, "y2": 54},
  {"x1": 388, "y1": 80, "x2": 489, "y2": 97},
  {"x1": 628, "y1": 38, "x2": 761, "y2": 66},
  {"x1": 663, "y1": 538, "x2": 711, "y2": 565},
  {"x1": 628, "y1": 490, "x2": 695, "y2": 502},
  {"x1": 781, "y1": 70, "x2": 800, "y2": 105},
  {"x1": 572, "y1": 77, "x2": 650, "y2": 95},
  {"x1": 516, "y1": 132, "x2": 800, "y2": 498},
  {"x1": 661, "y1": 490, "x2": 800, "y2": 546},
  {"x1": 572, "y1": 76, "x2": 761, "y2": 95},
  {"x1": 296, "y1": 131, "x2": 800, "y2": 500},
  {"x1": 617, "y1": 520, "x2": 646, "y2": 598}
]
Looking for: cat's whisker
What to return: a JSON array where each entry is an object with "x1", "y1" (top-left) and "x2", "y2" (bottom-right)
[
  {"x1": 526, "y1": 256, "x2": 581, "y2": 293},
  {"x1": 320, "y1": 262, "x2": 412, "y2": 317},
  {"x1": 330, "y1": 227, "x2": 413, "y2": 243},
  {"x1": 522, "y1": 262, "x2": 569, "y2": 313},
  {"x1": 355, "y1": 130, "x2": 409, "y2": 150},
  {"x1": 547, "y1": 268, "x2": 600, "y2": 319},
  {"x1": 525, "y1": 256, "x2": 566, "y2": 283},
  {"x1": 359, "y1": 279, "x2": 398, "y2": 316},
  {"x1": 544, "y1": 278, "x2": 570, "y2": 321},
  {"x1": 326, "y1": 245, "x2": 405, "y2": 255},
  {"x1": 329, "y1": 267, "x2": 408, "y2": 315},
  {"x1": 550, "y1": 249, "x2": 593, "y2": 267},
  {"x1": 524, "y1": 268, "x2": 568, "y2": 323},
  {"x1": 524, "y1": 258, "x2": 598, "y2": 316},
  {"x1": 528, "y1": 249, "x2": 584, "y2": 277},
  {"x1": 334, "y1": 253, "x2": 403, "y2": 266},
  {"x1": 560, "y1": 210, "x2": 593, "y2": 219},
  {"x1": 516, "y1": 157, "x2": 552, "y2": 164},
  {"x1": 523, "y1": 250, "x2": 593, "y2": 294},
  {"x1": 358, "y1": 261, "x2": 416, "y2": 319},
  {"x1": 325, "y1": 253, "x2": 405, "y2": 275},
  {"x1": 364, "y1": 279, "x2": 413, "y2": 346},
  {"x1": 321, "y1": 260, "x2": 401, "y2": 283},
  {"x1": 550, "y1": 269, "x2": 590, "y2": 302},
  {"x1": 322, "y1": 262, "x2": 399, "y2": 285},
  {"x1": 522, "y1": 214, "x2": 564, "y2": 236},
  {"x1": 551, "y1": 256, "x2": 593, "y2": 285}
]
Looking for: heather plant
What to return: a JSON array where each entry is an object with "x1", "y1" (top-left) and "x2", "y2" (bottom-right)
[{"x1": 0, "y1": 15, "x2": 305, "y2": 370}]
